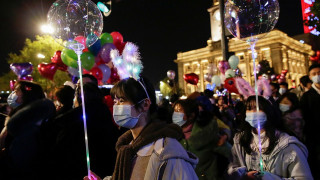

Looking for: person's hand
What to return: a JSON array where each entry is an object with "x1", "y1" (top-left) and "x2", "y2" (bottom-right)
[
  {"x1": 217, "y1": 134, "x2": 228, "y2": 146},
  {"x1": 245, "y1": 171, "x2": 258, "y2": 180},
  {"x1": 83, "y1": 171, "x2": 101, "y2": 180}
]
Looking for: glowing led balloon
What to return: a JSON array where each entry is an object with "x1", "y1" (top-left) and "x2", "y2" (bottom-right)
[
  {"x1": 224, "y1": 0, "x2": 280, "y2": 42},
  {"x1": 47, "y1": 0, "x2": 103, "y2": 49}
]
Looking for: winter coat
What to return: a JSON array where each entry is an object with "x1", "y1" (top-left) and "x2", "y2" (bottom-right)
[
  {"x1": 282, "y1": 109, "x2": 304, "y2": 140},
  {"x1": 300, "y1": 86, "x2": 320, "y2": 178},
  {"x1": 47, "y1": 102, "x2": 119, "y2": 180},
  {"x1": 103, "y1": 137, "x2": 199, "y2": 180},
  {"x1": 228, "y1": 132, "x2": 313, "y2": 180},
  {"x1": 180, "y1": 117, "x2": 231, "y2": 180},
  {"x1": 5, "y1": 99, "x2": 56, "y2": 178}
]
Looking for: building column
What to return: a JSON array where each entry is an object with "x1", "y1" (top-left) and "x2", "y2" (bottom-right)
[
  {"x1": 177, "y1": 62, "x2": 185, "y2": 94},
  {"x1": 270, "y1": 44, "x2": 283, "y2": 75}
]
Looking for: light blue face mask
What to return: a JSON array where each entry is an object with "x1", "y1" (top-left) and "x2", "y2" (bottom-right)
[
  {"x1": 311, "y1": 75, "x2": 320, "y2": 84},
  {"x1": 279, "y1": 103, "x2": 290, "y2": 113},
  {"x1": 245, "y1": 111, "x2": 267, "y2": 129},
  {"x1": 112, "y1": 99, "x2": 146, "y2": 129},
  {"x1": 279, "y1": 88, "x2": 287, "y2": 95},
  {"x1": 7, "y1": 92, "x2": 20, "y2": 108},
  {"x1": 172, "y1": 112, "x2": 186, "y2": 127}
]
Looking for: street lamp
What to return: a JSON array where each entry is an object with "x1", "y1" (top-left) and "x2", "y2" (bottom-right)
[
  {"x1": 37, "y1": 53, "x2": 45, "y2": 59},
  {"x1": 40, "y1": 24, "x2": 54, "y2": 34}
]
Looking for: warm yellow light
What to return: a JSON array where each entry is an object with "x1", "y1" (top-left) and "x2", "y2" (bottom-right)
[
  {"x1": 41, "y1": 24, "x2": 54, "y2": 34},
  {"x1": 37, "y1": 53, "x2": 45, "y2": 59}
]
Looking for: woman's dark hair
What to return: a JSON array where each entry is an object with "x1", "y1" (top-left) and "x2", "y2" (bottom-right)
[
  {"x1": 239, "y1": 96, "x2": 284, "y2": 154},
  {"x1": 110, "y1": 77, "x2": 157, "y2": 115},
  {"x1": 16, "y1": 81, "x2": 45, "y2": 104},
  {"x1": 76, "y1": 83, "x2": 103, "y2": 105},
  {"x1": 173, "y1": 99, "x2": 199, "y2": 125},
  {"x1": 9, "y1": 81, "x2": 45, "y2": 116},
  {"x1": 55, "y1": 85, "x2": 75, "y2": 107},
  {"x1": 278, "y1": 92, "x2": 300, "y2": 113},
  {"x1": 300, "y1": 75, "x2": 312, "y2": 87}
]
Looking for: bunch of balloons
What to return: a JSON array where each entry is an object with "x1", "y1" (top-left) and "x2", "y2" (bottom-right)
[
  {"x1": 37, "y1": 32, "x2": 124, "y2": 84},
  {"x1": 277, "y1": 69, "x2": 288, "y2": 84}
]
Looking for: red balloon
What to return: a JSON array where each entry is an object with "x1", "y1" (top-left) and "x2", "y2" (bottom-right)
[
  {"x1": 74, "y1": 36, "x2": 87, "y2": 48},
  {"x1": 51, "y1": 51, "x2": 68, "y2": 71},
  {"x1": 224, "y1": 78, "x2": 239, "y2": 94},
  {"x1": 116, "y1": 42, "x2": 127, "y2": 54},
  {"x1": 38, "y1": 63, "x2": 58, "y2": 80},
  {"x1": 183, "y1": 73, "x2": 199, "y2": 85},
  {"x1": 90, "y1": 67, "x2": 103, "y2": 81},
  {"x1": 107, "y1": 68, "x2": 120, "y2": 84},
  {"x1": 110, "y1": 32, "x2": 124, "y2": 45},
  {"x1": 10, "y1": 80, "x2": 17, "y2": 91},
  {"x1": 281, "y1": 69, "x2": 288, "y2": 74}
]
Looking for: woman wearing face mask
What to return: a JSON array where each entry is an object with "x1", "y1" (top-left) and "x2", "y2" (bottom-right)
[
  {"x1": 85, "y1": 77, "x2": 198, "y2": 180},
  {"x1": 172, "y1": 97, "x2": 231, "y2": 180},
  {"x1": 228, "y1": 95, "x2": 313, "y2": 180},
  {"x1": 0, "y1": 81, "x2": 56, "y2": 179},
  {"x1": 278, "y1": 92, "x2": 304, "y2": 141}
]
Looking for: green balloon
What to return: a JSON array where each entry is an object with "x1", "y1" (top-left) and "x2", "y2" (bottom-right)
[
  {"x1": 61, "y1": 48, "x2": 78, "y2": 69},
  {"x1": 81, "y1": 52, "x2": 95, "y2": 71},
  {"x1": 100, "y1": 33, "x2": 113, "y2": 45}
]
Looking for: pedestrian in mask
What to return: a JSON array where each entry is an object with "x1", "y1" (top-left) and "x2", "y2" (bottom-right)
[
  {"x1": 85, "y1": 77, "x2": 198, "y2": 180},
  {"x1": 228, "y1": 95, "x2": 312, "y2": 179}
]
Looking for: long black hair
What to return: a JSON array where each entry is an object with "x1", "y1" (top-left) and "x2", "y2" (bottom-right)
[
  {"x1": 239, "y1": 96, "x2": 284, "y2": 154},
  {"x1": 110, "y1": 77, "x2": 157, "y2": 116}
]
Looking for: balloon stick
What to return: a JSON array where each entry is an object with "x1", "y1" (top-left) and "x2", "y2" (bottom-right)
[
  {"x1": 71, "y1": 43, "x2": 91, "y2": 177},
  {"x1": 248, "y1": 39, "x2": 263, "y2": 173}
]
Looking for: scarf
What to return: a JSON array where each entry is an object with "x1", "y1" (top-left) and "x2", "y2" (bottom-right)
[{"x1": 112, "y1": 121, "x2": 183, "y2": 180}]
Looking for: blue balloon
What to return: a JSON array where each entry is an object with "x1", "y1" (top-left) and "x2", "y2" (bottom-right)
[{"x1": 88, "y1": 39, "x2": 101, "y2": 56}]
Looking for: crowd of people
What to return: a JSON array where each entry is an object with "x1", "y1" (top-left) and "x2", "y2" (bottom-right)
[{"x1": 0, "y1": 64, "x2": 319, "y2": 180}]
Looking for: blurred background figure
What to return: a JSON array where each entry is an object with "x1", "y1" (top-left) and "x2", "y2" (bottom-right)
[
  {"x1": 278, "y1": 92, "x2": 304, "y2": 141},
  {"x1": 173, "y1": 97, "x2": 231, "y2": 180},
  {"x1": 0, "y1": 81, "x2": 56, "y2": 179},
  {"x1": 44, "y1": 83, "x2": 119, "y2": 179},
  {"x1": 54, "y1": 85, "x2": 75, "y2": 115}
]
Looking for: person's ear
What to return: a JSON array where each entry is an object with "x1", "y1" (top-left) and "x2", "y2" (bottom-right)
[{"x1": 141, "y1": 99, "x2": 151, "y2": 112}]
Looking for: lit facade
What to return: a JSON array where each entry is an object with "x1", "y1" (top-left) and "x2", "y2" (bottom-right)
[{"x1": 174, "y1": 30, "x2": 314, "y2": 95}]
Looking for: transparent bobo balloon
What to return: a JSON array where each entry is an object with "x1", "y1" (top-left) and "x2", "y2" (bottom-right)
[
  {"x1": 47, "y1": 0, "x2": 103, "y2": 51},
  {"x1": 224, "y1": 0, "x2": 280, "y2": 42}
]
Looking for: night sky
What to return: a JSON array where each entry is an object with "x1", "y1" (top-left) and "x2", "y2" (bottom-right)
[{"x1": 0, "y1": 0, "x2": 304, "y2": 87}]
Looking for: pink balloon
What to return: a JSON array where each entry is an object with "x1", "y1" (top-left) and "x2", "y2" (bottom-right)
[
  {"x1": 10, "y1": 80, "x2": 17, "y2": 91},
  {"x1": 218, "y1": 61, "x2": 230, "y2": 74}
]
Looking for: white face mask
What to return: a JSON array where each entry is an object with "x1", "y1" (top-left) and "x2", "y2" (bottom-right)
[
  {"x1": 113, "y1": 104, "x2": 142, "y2": 129},
  {"x1": 279, "y1": 88, "x2": 287, "y2": 95},
  {"x1": 311, "y1": 75, "x2": 320, "y2": 84},
  {"x1": 279, "y1": 103, "x2": 290, "y2": 112},
  {"x1": 245, "y1": 111, "x2": 267, "y2": 129},
  {"x1": 7, "y1": 92, "x2": 20, "y2": 108},
  {"x1": 172, "y1": 112, "x2": 186, "y2": 127}
]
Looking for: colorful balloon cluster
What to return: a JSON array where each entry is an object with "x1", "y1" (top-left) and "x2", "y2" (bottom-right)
[
  {"x1": 37, "y1": 32, "x2": 124, "y2": 84},
  {"x1": 277, "y1": 69, "x2": 288, "y2": 84}
]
